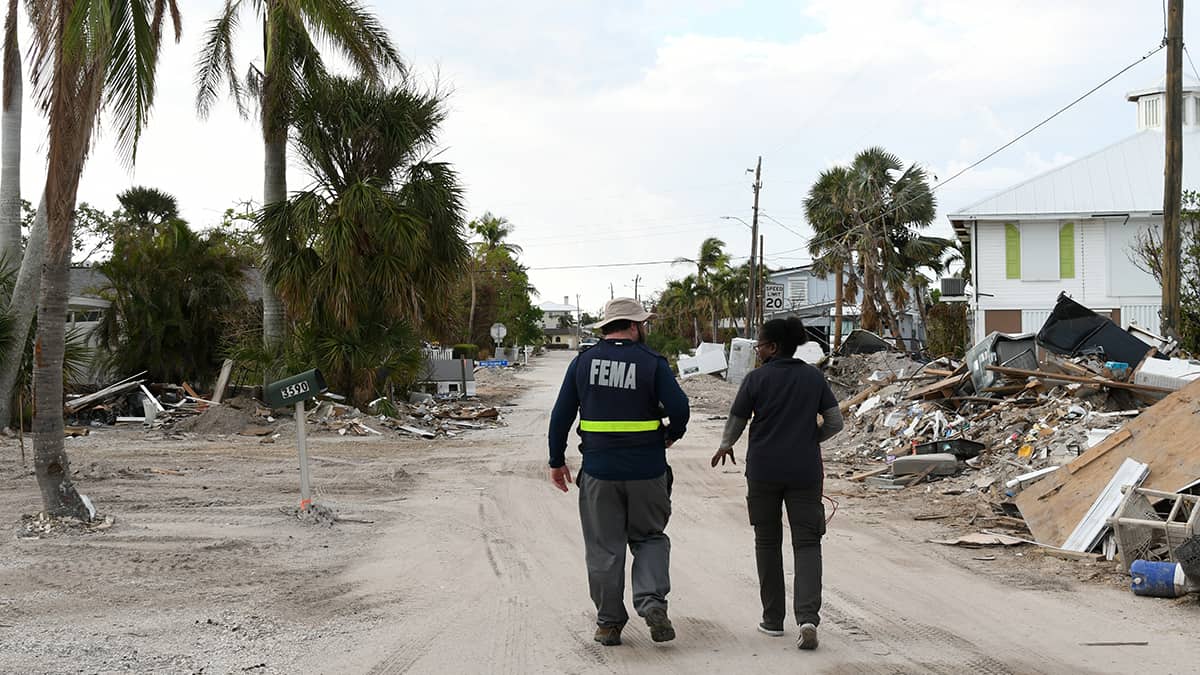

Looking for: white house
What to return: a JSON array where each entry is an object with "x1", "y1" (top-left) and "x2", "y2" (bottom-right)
[
  {"x1": 538, "y1": 297, "x2": 582, "y2": 349},
  {"x1": 949, "y1": 76, "x2": 1200, "y2": 344}
]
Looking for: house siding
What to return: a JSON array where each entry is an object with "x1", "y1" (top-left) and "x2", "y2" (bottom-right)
[{"x1": 972, "y1": 219, "x2": 1161, "y2": 342}]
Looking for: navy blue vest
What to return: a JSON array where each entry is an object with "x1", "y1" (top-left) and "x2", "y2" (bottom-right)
[{"x1": 574, "y1": 339, "x2": 665, "y2": 450}]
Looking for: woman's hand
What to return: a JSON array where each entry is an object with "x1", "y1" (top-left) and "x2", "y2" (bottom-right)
[{"x1": 711, "y1": 447, "x2": 736, "y2": 468}]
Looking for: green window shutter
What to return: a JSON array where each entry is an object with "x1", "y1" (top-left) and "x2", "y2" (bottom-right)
[
  {"x1": 1005, "y1": 224, "x2": 1021, "y2": 279},
  {"x1": 1059, "y1": 222, "x2": 1075, "y2": 279}
]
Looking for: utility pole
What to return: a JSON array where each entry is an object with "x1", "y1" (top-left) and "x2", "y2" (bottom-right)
[
  {"x1": 609, "y1": 283, "x2": 614, "y2": 300},
  {"x1": 1163, "y1": 0, "x2": 1184, "y2": 337},
  {"x1": 632, "y1": 274, "x2": 641, "y2": 301},
  {"x1": 576, "y1": 293, "x2": 582, "y2": 344},
  {"x1": 757, "y1": 234, "x2": 765, "y2": 333},
  {"x1": 747, "y1": 156, "x2": 762, "y2": 339}
]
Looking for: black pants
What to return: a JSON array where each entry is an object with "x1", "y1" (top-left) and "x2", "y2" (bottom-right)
[{"x1": 746, "y1": 479, "x2": 825, "y2": 628}]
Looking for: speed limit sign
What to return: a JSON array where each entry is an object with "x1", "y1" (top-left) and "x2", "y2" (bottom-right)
[{"x1": 763, "y1": 283, "x2": 785, "y2": 313}]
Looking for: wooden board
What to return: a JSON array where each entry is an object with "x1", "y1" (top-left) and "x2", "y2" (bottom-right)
[
  {"x1": 905, "y1": 372, "x2": 968, "y2": 400},
  {"x1": 1016, "y1": 377, "x2": 1200, "y2": 547}
]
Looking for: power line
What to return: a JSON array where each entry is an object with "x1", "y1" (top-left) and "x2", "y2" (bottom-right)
[
  {"x1": 827, "y1": 42, "x2": 1167, "y2": 247},
  {"x1": 758, "y1": 212, "x2": 808, "y2": 240}
]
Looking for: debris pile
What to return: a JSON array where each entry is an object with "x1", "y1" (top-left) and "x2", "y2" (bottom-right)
[
  {"x1": 828, "y1": 294, "x2": 1200, "y2": 594},
  {"x1": 678, "y1": 374, "x2": 739, "y2": 414}
]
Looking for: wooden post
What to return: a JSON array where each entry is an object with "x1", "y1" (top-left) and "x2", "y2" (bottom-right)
[
  {"x1": 296, "y1": 400, "x2": 311, "y2": 511},
  {"x1": 1163, "y1": 0, "x2": 1184, "y2": 337},
  {"x1": 747, "y1": 156, "x2": 762, "y2": 339}
]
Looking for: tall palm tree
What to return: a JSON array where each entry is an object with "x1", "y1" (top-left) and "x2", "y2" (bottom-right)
[
  {"x1": 0, "y1": 0, "x2": 21, "y2": 266},
  {"x1": 673, "y1": 237, "x2": 728, "y2": 341},
  {"x1": 468, "y1": 212, "x2": 521, "y2": 341},
  {"x1": 805, "y1": 166, "x2": 860, "y2": 351},
  {"x1": 195, "y1": 0, "x2": 403, "y2": 352},
  {"x1": 28, "y1": 0, "x2": 180, "y2": 517},
  {"x1": 258, "y1": 75, "x2": 467, "y2": 404},
  {"x1": 845, "y1": 148, "x2": 936, "y2": 348},
  {"x1": 711, "y1": 265, "x2": 747, "y2": 335}
]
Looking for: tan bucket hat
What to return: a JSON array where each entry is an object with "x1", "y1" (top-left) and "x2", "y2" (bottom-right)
[{"x1": 592, "y1": 297, "x2": 656, "y2": 329}]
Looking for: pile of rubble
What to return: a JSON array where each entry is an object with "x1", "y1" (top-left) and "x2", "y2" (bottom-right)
[
  {"x1": 829, "y1": 294, "x2": 1200, "y2": 597},
  {"x1": 60, "y1": 360, "x2": 505, "y2": 441},
  {"x1": 306, "y1": 397, "x2": 504, "y2": 439}
]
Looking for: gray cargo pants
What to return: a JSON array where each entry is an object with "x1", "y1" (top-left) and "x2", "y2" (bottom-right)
[{"x1": 577, "y1": 469, "x2": 672, "y2": 627}]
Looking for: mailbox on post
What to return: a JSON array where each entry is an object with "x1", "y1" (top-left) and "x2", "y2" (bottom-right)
[
  {"x1": 266, "y1": 369, "x2": 327, "y2": 512},
  {"x1": 264, "y1": 368, "x2": 326, "y2": 408}
]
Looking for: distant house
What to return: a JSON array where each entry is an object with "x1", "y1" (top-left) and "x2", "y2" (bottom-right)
[
  {"x1": 415, "y1": 358, "x2": 476, "y2": 396},
  {"x1": 948, "y1": 77, "x2": 1197, "y2": 344},
  {"x1": 539, "y1": 297, "x2": 583, "y2": 349},
  {"x1": 764, "y1": 265, "x2": 922, "y2": 347}
]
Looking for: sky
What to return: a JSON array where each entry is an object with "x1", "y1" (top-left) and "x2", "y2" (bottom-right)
[{"x1": 14, "y1": 1, "x2": 1200, "y2": 317}]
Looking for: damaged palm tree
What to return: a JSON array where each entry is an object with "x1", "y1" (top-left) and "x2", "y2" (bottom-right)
[{"x1": 27, "y1": 0, "x2": 180, "y2": 518}]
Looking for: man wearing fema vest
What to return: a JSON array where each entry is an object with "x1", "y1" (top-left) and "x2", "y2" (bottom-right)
[{"x1": 548, "y1": 297, "x2": 690, "y2": 647}]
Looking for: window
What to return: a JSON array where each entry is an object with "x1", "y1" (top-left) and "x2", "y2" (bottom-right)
[
  {"x1": 1020, "y1": 222, "x2": 1061, "y2": 281},
  {"x1": 788, "y1": 277, "x2": 808, "y2": 306},
  {"x1": 1005, "y1": 222, "x2": 1075, "y2": 282}
]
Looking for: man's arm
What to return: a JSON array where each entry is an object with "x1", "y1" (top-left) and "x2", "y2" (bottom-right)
[
  {"x1": 655, "y1": 359, "x2": 690, "y2": 445},
  {"x1": 547, "y1": 358, "x2": 581, "y2": 468}
]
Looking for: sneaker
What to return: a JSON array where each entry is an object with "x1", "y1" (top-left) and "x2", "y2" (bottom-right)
[
  {"x1": 797, "y1": 623, "x2": 819, "y2": 650},
  {"x1": 757, "y1": 622, "x2": 785, "y2": 637},
  {"x1": 644, "y1": 607, "x2": 676, "y2": 642},
  {"x1": 594, "y1": 623, "x2": 624, "y2": 646}
]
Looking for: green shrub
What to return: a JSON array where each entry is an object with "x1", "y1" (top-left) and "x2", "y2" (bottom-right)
[{"x1": 452, "y1": 343, "x2": 478, "y2": 359}]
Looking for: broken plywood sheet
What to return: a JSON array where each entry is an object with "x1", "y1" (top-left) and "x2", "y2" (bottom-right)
[{"x1": 1015, "y1": 376, "x2": 1200, "y2": 548}]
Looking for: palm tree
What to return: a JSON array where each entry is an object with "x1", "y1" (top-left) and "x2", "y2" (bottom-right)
[
  {"x1": 0, "y1": 0, "x2": 21, "y2": 267},
  {"x1": 195, "y1": 0, "x2": 403, "y2": 352},
  {"x1": 117, "y1": 185, "x2": 180, "y2": 231},
  {"x1": 467, "y1": 212, "x2": 521, "y2": 341},
  {"x1": 805, "y1": 166, "x2": 860, "y2": 351},
  {"x1": 809, "y1": 148, "x2": 936, "y2": 349},
  {"x1": 28, "y1": 0, "x2": 181, "y2": 517},
  {"x1": 96, "y1": 218, "x2": 246, "y2": 384},
  {"x1": 710, "y1": 265, "x2": 747, "y2": 335},
  {"x1": 673, "y1": 237, "x2": 728, "y2": 341},
  {"x1": 258, "y1": 75, "x2": 468, "y2": 405}
]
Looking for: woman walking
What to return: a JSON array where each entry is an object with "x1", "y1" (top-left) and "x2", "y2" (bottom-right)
[{"x1": 711, "y1": 317, "x2": 843, "y2": 650}]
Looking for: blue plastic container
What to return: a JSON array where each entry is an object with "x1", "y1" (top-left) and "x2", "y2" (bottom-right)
[{"x1": 1130, "y1": 560, "x2": 1188, "y2": 598}]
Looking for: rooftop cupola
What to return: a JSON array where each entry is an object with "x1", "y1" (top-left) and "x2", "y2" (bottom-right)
[{"x1": 1127, "y1": 73, "x2": 1200, "y2": 130}]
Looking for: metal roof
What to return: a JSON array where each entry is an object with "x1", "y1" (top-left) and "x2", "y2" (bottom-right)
[
  {"x1": 538, "y1": 301, "x2": 576, "y2": 312},
  {"x1": 948, "y1": 129, "x2": 1200, "y2": 232}
]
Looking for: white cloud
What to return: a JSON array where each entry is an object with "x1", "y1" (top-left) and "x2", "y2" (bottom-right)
[{"x1": 9, "y1": 1, "x2": 1190, "y2": 316}]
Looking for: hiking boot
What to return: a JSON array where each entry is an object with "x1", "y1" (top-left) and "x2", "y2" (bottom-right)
[
  {"x1": 797, "y1": 623, "x2": 819, "y2": 650},
  {"x1": 757, "y1": 622, "x2": 785, "y2": 637},
  {"x1": 594, "y1": 623, "x2": 624, "y2": 646},
  {"x1": 644, "y1": 607, "x2": 675, "y2": 642}
]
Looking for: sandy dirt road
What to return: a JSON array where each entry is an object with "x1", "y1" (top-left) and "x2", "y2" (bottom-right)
[
  {"x1": 318, "y1": 351, "x2": 1200, "y2": 674},
  {"x1": 2, "y1": 350, "x2": 1199, "y2": 674}
]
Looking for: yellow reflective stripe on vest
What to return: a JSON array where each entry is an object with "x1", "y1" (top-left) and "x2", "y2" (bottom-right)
[{"x1": 579, "y1": 419, "x2": 661, "y2": 432}]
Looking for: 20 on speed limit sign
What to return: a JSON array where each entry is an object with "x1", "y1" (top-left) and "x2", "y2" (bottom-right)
[{"x1": 763, "y1": 283, "x2": 785, "y2": 313}]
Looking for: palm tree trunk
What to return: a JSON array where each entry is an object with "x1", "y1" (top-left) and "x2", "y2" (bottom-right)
[
  {"x1": 0, "y1": 0, "x2": 22, "y2": 270},
  {"x1": 261, "y1": 130, "x2": 287, "y2": 351},
  {"x1": 260, "y1": 7, "x2": 287, "y2": 353},
  {"x1": 467, "y1": 265, "x2": 477, "y2": 343},
  {"x1": 34, "y1": 58, "x2": 97, "y2": 517},
  {"x1": 0, "y1": 197, "x2": 45, "y2": 430},
  {"x1": 833, "y1": 267, "x2": 844, "y2": 350},
  {"x1": 912, "y1": 281, "x2": 928, "y2": 350}
]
